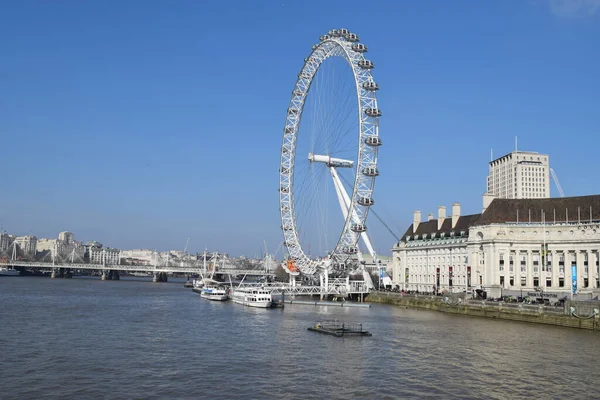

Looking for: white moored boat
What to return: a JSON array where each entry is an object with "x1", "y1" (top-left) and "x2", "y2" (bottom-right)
[
  {"x1": 232, "y1": 287, "x2": 272, "y2": 308},
  {"x1": 200, "y1": 285, "x2": 230, "y2": 301}
]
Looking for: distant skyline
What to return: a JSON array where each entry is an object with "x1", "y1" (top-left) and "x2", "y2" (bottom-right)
[{"x1": 1, "y1": 1, "x2": 599, "y2": 256}]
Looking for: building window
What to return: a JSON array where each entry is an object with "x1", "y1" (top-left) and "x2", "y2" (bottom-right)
[
  {"x1": 584, "y1": 278, "x2": 589, "y2": 288},
  {"x1": 546, "y1": 279, "x2": 552, "y2": 287},
  {"x1": 559, "y1": 278, "x2": 565, "y2": 287},
  {"x1": 509, "y1": 277, "x2": 514, "y2": 286},
  {"x1": 521, "y1": 278, "x2": 527, "y2": 287},
  {"x1": 533, "y1": 277, "x2": 539, "y2": 287},
  {"x1": 500, "y1": 276, "x2": 505, "y2": 286}
]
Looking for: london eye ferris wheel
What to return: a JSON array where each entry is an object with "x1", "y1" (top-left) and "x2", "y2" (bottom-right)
[{"x1": 279, "y1": 29, "x2": 382, "y2": 276}]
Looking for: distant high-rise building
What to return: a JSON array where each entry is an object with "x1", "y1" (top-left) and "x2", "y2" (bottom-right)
[
  {"x1": 486, "y1": 151, "x2": 550, "y2": 199},
  {"x1": 0, "y1": 233, "x2": 14, "y2": 252}
]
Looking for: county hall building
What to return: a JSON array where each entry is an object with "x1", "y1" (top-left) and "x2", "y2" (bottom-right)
[{"x1": 391, "y1": 195, "x2": 600, "y2": 298}]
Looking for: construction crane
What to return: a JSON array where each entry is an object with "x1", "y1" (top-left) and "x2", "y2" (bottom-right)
[{"x1": 550, "y1": 168, "x2": 565, "y2": 198}]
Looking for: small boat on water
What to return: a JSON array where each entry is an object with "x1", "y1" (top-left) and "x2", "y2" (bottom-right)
[
  {"x1": 308, "y1": 320, "x2": 372, "y2": 337},
  {"x1": 201, "y1": 285, "x2": 230, "y2": 301},
  {"x1": 232, "y1": 287, "x2": 272, "y2": 308},
  {"x1": 184, "y1": 281, "x2": 193, "y2": 288},
  {"x1": 0, "y1": 267, "x2": 20, "y2": 276}
]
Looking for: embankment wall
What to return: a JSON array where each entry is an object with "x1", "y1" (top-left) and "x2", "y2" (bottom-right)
[{"x1": 367, "y1": 292, "x2": 600, "y2": 331}]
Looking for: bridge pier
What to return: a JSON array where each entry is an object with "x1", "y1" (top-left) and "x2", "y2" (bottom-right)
[
  {"x1": 50, "y1": 268, "x2": 72, "y2": 279},
  {"x1": 152, "y1": 272, "x2": 168, "y2": 283},
  {"x1": 51, "y1": 268, "x2": 65, "y2": 279},
  {"x1": 101, "y1": 270, "x2": 120, "y2": 280}
]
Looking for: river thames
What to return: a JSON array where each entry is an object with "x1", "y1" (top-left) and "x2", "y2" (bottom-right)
[{"x1": 1, "y1": 276, "x2": 599, "y2": 399}]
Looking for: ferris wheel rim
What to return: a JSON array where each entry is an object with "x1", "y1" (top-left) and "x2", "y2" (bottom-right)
[{"x1": 279, "y1": 30, "x2": 381, "y2": 275}]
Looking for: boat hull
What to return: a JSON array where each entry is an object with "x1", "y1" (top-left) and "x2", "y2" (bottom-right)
[
  {"x1": 0, "y1": 269, "x2": 20, "y2": 276},
  {"x1": 200, "y1": 293, "x2": 229, "y2": 301},
  {"x1": 232, "y1": 297, "x2": 272, "y2": 308}
]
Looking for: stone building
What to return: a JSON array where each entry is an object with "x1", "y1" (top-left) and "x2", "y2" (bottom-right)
[
  {"x1": 0, "y1": 233, "x2": 13, "y2": 252},
  {"x1": 88, "y1": 246, "x2": 121, "y2": 265},
  {"x1": 120, "y1": 249, "x2": 155, "y2": 265},
  {"x1": 36, "y1": 231, "x2": 84, "y2": 262},
  {"x1": 392, "y1": 195, "x2": 600, "y2": 297},
  {"x1": 14, "y1": 235, "x2": 38, "y2": 258}
]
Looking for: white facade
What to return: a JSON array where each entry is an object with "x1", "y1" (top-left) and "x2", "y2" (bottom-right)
[
  {"x1": 37, "y1": 233, "x2": 84, "y2": 262},
  {"x1": 120, "y1": 249, "x2": 154, "y2": 265},
  {"x1": 392, "y1": 196, "x2": 600, "y2": 297},
  {"x1": 468, "y1": 222, "x2": 600, "y2": 295},
  {"x1": 487, "y1": 151, "x2": 550, "y2": 199},
  {"x1": 392, "y1": 204, "x2": 473, "y2": 293},
  {"x1": 89, "y1": 247, "x2": 121, "y2": 265},
  {"x1": 0, "y1": 233, "x2": 13, "y2": 252},
  {"x1": 14, "y1": 235, "x2": 38, "y2": 257},
  {"x1": 393, "y1": 236, "x2": 470, "y2": 293}
]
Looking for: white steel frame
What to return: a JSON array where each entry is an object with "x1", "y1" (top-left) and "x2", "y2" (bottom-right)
[{"x1": 279, "y1": 30, "x2": 381, "y2": 275}]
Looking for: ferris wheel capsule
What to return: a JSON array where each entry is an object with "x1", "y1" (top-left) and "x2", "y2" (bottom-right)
[
  {"x1": 358, "y1": 197, "x2": 375, "y2": 207},
  {"x1": 351, "y1": 224, "x2": 367, "y2": 233},
  {"x1": 352, "y1": 43, "x2": 368, "y2": 53},
  {"x1": 365, "y1": 136, "x2": 382, "y2": 146},
  {"x1": 364, "y1": 108, "x2": 382, "y2": 117},
  {"x1": 362, "y1": 167, "x2": 379, "y2": 177},
  {"x1": 342, "y1": 246, "x2": 359, "y2": 255},
  {"x1": 346, "y1": 33, "x2": 359, "y2": 42},
  {"x1": 358, "y1": 60, "x2": 375, "y2": 69},
  {"x1": 362, "y1": 81, "x2": 379, "y2": 91}
]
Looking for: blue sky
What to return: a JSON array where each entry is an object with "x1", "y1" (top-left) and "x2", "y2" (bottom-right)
[{"x1": 1, "y1": 0, "x2": 599, "y2": 256}]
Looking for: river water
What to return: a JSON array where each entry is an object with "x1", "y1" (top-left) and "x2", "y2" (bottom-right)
[{"x1": 1, "y1": 276, "x2": 599, "y2": 399}]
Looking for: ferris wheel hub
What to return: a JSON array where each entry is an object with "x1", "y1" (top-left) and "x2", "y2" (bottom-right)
[{"x1": 308, "y1": 153, "x2": 354, "y2": 168}]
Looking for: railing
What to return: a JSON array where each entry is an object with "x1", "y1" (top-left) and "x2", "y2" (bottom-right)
[
  {"x1": 238, "y1": 281, "x2": 369, "y2": 295},
  {"x1": 4, "y1": 260, "x2": 273, "y2": 276}
]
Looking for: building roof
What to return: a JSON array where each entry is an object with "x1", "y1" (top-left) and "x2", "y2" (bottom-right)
[
  {"x1": 400, "y1": 194, "x2": 600, "y2": 243},
  {"x1": 401, "y1": 214, "x2": 482, "y2": 241},
  {"x1": 475, "y1": 195, "x2": 600, "y2": 225}
]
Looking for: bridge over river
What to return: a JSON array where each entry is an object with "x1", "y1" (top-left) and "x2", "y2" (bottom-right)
[
  {"x1": 4, "y1": 260, "x2": 274, "y2": 281},
  {"x1": 4, "y1": 261, "x2": 370, "y2": 296}
]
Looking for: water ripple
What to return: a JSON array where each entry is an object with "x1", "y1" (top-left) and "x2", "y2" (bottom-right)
[{"x1": 1, "y1": 277, "x2": 599, "y2": 399}]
